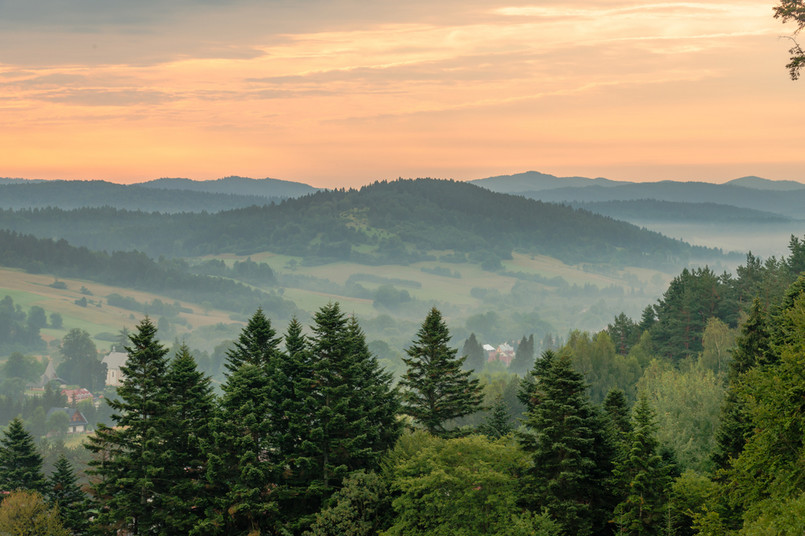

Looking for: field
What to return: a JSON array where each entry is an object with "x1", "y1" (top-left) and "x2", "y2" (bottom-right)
[{"x1": 0, "y1": 267, "x2": 237, "y2": 354}]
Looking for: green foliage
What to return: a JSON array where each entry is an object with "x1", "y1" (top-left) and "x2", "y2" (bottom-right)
[
  {"x1": 3, "y1": 352, "x2": 44, "y2": 383},
  {"x1": 460, "y1": 332, "x2": 486, "y2": 373},
  {"x1": 478, "y1": 395, "x2": 513, "y2": 439},
  {"x1": 612, "y1": 394, "x2": 669, "y2": 536},
  {"x1": 637, "y1": 360, "x2": 724, "y2": 472},
  {"x1": 0, "y1": 489, "x2": 70, "y2": 536},
  {"x1": 56, "y1": 328, "x2": 106, "y2": 393},
  {"x1": 698, "y1": 317, "x2": 737, "y2": 378},
  {"x1": 382, "y1": 433, "x2": 530, "y2": 536},
  {"x1": 669, "y1": 470, "x2": 718, "y2": 536},
  {"x1": 0, "y1": 417, "x2": 46, "y2": 493},
  {"x1": 651, "y1": 267, "x2": 739, "y2": 361},
  {"x1": 46, "y1": 455, "x2": 89, "y2": 534},
  {"x1": 305, "y1": 470, "x2": 391, "y2": 536},
  {"x1": 563, "y1": 330, "x2": 642, "y2": 404},
  {"x1": 158, "y1": 344, "x2": 216, "y2": 534},
  {"x1": 0, "y1": 295, "x2": 45, "y2": 354},
  {"x1": 518, "y1": 353, "x2": 615, "y2": 536},
  {"x1": 400, "y1": 308, "x2": 484, "y2": 436},
  {"x1": 607, "y1": 312, "x2": 641, "y2": 356},
  {"x1": 86, "y1": 317, "x2": 172, "y2": 535}
]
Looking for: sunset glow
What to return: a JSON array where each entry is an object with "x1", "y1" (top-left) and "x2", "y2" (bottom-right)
[{"x1": 0, "y1": 0, "x2": 801, "y2": 187}]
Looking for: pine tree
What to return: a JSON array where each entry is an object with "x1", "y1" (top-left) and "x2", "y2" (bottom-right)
[
  {"x1": 604, "y1": 388, "x2": 632, "y2": 446},
  {"x1": 712, "y1": 298, "x2": 771, "y2": 470},
  {"x1": 400, "y1": 307, "x2": 484, "y2": 436},
  {"x1": 509, "y1": 334, "x2": 535, "y2": 376},
  {"x1": 86, "y1": 317, "x2": 172, "y2": 535},
  {"x1": 47, "y1": 455, "x2": 88, "y2": 534},
  {"x1": 479, "y1": 395, "x2": 513, "y2": 438},
  {"x1": 224, "y1": 307, "x2": 282, "y2": 374},
  {"x1": 612, "y1": 394, "x2": 669, "y2": 536},
  {"x1": 205, "y1": 310, "x2": 283, "y2": 535},
  {"x1": 157, "y1": 344, "x2": 216, "y2": 535},
  {"x1": 295, "y1": 304, "x2": 401, "y2": 530},
  {"x1": 518, "y1": 353, "x2": 614, "y2": 536},
  {"x1": 272, "y1": 317, "x2": 319, "y2": 533},
  {"x1": 460, "y1": 333, "x2": 486, "y2": 372},
  {"x1": 0, "y1": 417, "x2": 46, "y2": 493}
]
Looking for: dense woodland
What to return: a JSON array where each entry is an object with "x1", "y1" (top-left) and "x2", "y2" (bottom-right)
[
  {"x1": 3, "y1": 234, "x2": 805, "y2": 534},
  {"x1": 0, "y1": 179, "x2": 722, "y2": 268}
]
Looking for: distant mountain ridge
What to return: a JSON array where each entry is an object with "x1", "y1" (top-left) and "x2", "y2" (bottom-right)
[
  {"x1": 0, "y1": 179, "x2": 725, "y2": 269},
  {"x1": 0, "y1": 176, "x2": 318, "y2": 213},
  {"x1": 138, "y1": 176, "x2": 319, "y2": 198},
  {"x1": 470, "y1": 172, "x2": 805, "y2": 220}
]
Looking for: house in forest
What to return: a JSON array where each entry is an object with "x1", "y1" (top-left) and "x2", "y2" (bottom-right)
[
  {"x1": 102, "y1": 351, "x2": 128, "y2": 387},
  {"x1": 61, "y1": 388, "x2": 93, "y2": 404},
  {"x1": 46, "y1": 407, "x2": 89, "y2": 434}
]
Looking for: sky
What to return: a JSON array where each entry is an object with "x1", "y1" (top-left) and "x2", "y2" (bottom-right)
[{"x1": 0, "y1": 0, "x2": 802, "y2": 188}]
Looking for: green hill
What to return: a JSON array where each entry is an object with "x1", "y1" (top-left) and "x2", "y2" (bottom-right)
[{"x1": 0, "y1": 178, "x2": 722, "y2": 269}]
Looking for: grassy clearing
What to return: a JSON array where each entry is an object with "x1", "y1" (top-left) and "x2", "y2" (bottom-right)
[{"x1": 0, "y1": 268, "x2": 238, "y2": 351}]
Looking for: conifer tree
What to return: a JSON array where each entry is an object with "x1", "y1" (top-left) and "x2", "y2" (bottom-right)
[
  {"x1": 272, "y1": 317, "x2": 319, "y2": 533},
  {"x1": 479, "y1": 395, "x2": 513, "y2": 438},
  {"x1": 712, "y1": 298, "x2": 771, "y2": 470},
  {"x1": 460, "y1": 332, "x2": 486, "y2": 372},
  {"x1": 224, "y1": 307, "x2": 281, "y2": 374},
  {"x1": 400, "y1": 307, "x2": 484, "y2": 436},
  {"x1": 86, "y1": 317, "x2": 171, "y2": 535},
  {"x1": 158, "y1": 344, "x2": 216, "y2": 535},
  {"x1": 612, "y1": 394, "x2": 669, "y2": 536},
  {"x1": 604, "y1": 388, "x2": 632, "y2": 444},
  {"x1": 47, "y1": 455, "x2": 88, "y2": 534},
  {"x1": 205, "y1": 310, "x2": 282, "y2": 535},
  {"x1": 295, "y1": 303, "x2": 401, "y2": 530},
  {"x1": 509, "y1": 334, "x2": 535, "y2": 376},
  {"x1": 0, "y1": 417, "x2": 46, "y2": 493},
  {"x1": 518, "y1": 353, "x2": 614, "y2": 536}
]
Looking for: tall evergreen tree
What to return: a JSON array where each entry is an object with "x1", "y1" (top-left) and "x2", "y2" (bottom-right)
[
  {"x1": 0, "y1": 417, "x2": 45, "y2": 493},
  {"x1": 272, "y1": 317, "x2": 319, "y2": 533},
  {"x1": 608, "y1": 313, "x2": 640, "y2": 356},
  {"x1": 603, "y1": 388, "x2": 632, "y2": 446},
  {"x1": 479, "y1": 395, "x2": 513, "y2": 438},
  {"x1": 400, "y1": 307, "x2": 484, "y2": 436},
  {"x1": 224, "y1": 307, "x2": 282, "y2": 374},
  {"x1": 157, "y1": 344, "x2": 216, "y2": 535},
  {"x1": 86, "y1": 317, "x2": 171, "y2": 535},
  {"x1": 712, "y1": 298, "x2": 771, "y2": 470},
  {"x1": 460, "y1": 332, "x2": 486, "y2": 372},
  {"x1": 293, "y1": 303, "x2": 401, "y2": 531},
  {"x1": 518, "y1": 353, "x2": 614, "y2": 536},
  {"x1": 612, "y1": 394, "x2": 669, "y2": 536},
  {"x1": 47, "y1": 455, "x2": 88, "y2": 534},
  {"x1": 205, "y1": 310, "x2": 283, "y2": 535},
  {"x1": 509, "y1": 334, "x2": 535, "y2": 376}
]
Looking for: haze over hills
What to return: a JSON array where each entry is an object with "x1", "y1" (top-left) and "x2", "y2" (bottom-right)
[
  {"x1": 138, "y1": 176, "x2": 319, "y2": 198},
  {"x1": 0, "y1": 178, "x2": 723, "y2": 269}
]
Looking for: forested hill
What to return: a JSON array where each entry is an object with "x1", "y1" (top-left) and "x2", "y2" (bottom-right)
[
  {"x1": 572, "y1": 200, "x2": 792, "y2": 224},
  {"x1": 0, "y1": 179, "x2": 722, "y2": 268},
  {"x1": 0, "y1": 179, "x2": 309, "y2": 213}
]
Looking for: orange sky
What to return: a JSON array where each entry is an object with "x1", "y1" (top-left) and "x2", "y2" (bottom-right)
[{"x1": 0, "y1": 1, "x2": 802, "y2": 188}]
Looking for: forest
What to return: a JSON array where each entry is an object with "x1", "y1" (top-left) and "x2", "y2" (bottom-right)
[{"x1": 3, "y1": 234, "x2": 805, "y2": 535}]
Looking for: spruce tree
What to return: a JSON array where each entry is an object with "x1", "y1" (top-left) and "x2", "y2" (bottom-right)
[
  {"x1": 224, "y1": 307, "x2": 282, "y2": 374},
  {"x1": 205, "y1": 310, "x2": 282, "y2": 535},
  {"x1": 518, "y1": 353, "x2": 614, "y2": 536},
  {"x1": 712, "y1": 298, "x2": 771, "y2": 470},
  {"x1": 157, "y1": 344, "x2": 216, "y2": 535},
  {"x1": 612, "y1": 394, "x2": 669, "y2": 536},
  {"x1": 272, "y1": 317, "x2": 319, "y2": 533},
  {"x1": 603, "y1": 388, "x2": 632, "y2": 444},
  {"x1": 509, "y1": 334, "x2": 535, "y2": 376},
  {"x1": 400, "y1": 307, "x2": 484, "y2": 436},
  {"x1": 47, "y1": 455, "x2": 88, "y2": 534},
  {"x1": 86, "y1": 317, "x2": 171, "y2": 535},
  {"x1": 296, "y1": 303, "x2": 401, "y2": 530},
  {"x1": 479, "y1": 395, "x2": 513, "y2": 438},
  {"x1": 0, "y1": 417, "x2": 46, "y2": 493},
  {"x1": 460, "y1": 333, "x2": 486, "y2": 372}
]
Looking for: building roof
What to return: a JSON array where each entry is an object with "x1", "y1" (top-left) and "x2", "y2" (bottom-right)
[
  {"x1": 102, "y1": 351, "x2": 128, "y2": 369},
  {"x1": 46, "y1": 407, "x2": 88, "y2": 426}
]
